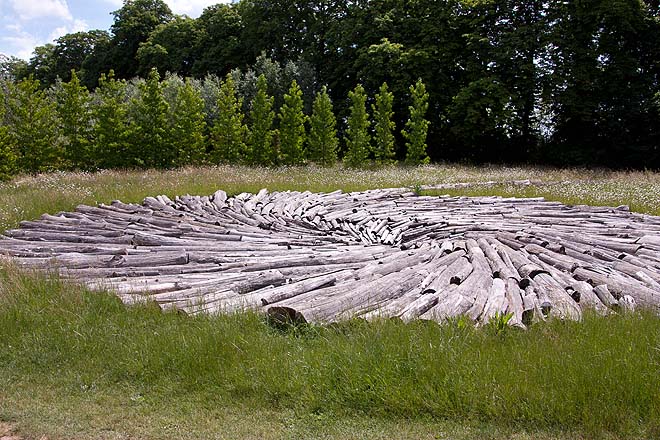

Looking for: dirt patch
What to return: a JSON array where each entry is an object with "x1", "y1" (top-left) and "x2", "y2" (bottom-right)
[
  {"x1": 0, "y1": 422, "x2": 21, "y2": 440},
  {"x1": 0, "y1": 422, "x2": 49, "y2": 440}
]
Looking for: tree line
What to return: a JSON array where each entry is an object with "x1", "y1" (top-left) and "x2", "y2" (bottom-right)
[
  {"x1": 0, "y1": 68, "x2": 430, "y2": 180},
  {"x1": 1, "y1": 0, "x2": 660, "y2": 169}
]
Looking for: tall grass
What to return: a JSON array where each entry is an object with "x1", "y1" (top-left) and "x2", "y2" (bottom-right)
[
  {"x1": 3, "y1": 165, "x2": 660, "y2": 438},
  {"x1": 3, "y1": 164, "x2": 660, "y2": 232},
  {"x1": 1, "y1": 266, "x2": 659, "y2": 438}
]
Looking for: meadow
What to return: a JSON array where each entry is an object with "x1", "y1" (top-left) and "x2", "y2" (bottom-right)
[{"x1": 1, "y1": 164, "x2": 660, "y2": 440}]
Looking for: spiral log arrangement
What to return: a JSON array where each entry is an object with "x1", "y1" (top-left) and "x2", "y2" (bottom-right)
[{"x1": 2, "y1": 188, "x2": 660, "y2": 327}]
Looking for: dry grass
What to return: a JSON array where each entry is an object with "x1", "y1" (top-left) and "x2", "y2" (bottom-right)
[{"x1": 2, "y1": 164, "x2": 660, "y2": 233}]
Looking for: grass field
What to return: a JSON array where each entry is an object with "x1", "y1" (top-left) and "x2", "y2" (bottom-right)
[
  {"x1": 3, "y1": 164, "x2": 660, "y2": 232},
  {"x1": 2, "y1": 164, "x2": 660, "y2": 439}
]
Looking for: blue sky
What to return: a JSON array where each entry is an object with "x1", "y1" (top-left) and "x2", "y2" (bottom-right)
[{"x1": 0, "y1": 0, "x2": 228, "y2": 60}]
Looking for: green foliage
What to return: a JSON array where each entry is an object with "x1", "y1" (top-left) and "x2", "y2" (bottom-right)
[
  {"x1": 5, "y1": 76, "x2": 61, "y2": 172},
  {"x1": 232, "y1": 54, "x2": 318, "y2": 118},
  {"x1": 109, "y1": 0, "x2": 174, "y2": 79},
  {"x1": 3, "y1": 267, "x2": 660, "y2": 438},
  {"x1": 199, "y1": 74, "x2": 223, "y2": 124},
  {"x1": 191, "y1": 4, "x2": 244, "y2": 77},
  {"x1": 169, "y1": 78, "x2": 206, "y2": 166},
  {"x1": 232, "y1": 54, "x2": 283, "y2": 115},
  {"x1": 24, "y1": 44, "x2": 57, "y2": 85},
  {"x1": 137, "y1": 16, "x2": 198, "y2": 77},
  {"x1": 9, "y1": 0, "x2": 660, "y2": 169},
  {"x1": 93, "y1": 71, "x2": 131, "y2": 169},
  {"x1": 344, "y1": 84, "x2": 371, "y2": 168},
  {"x1": 356, "y1": 38, "x2": 421, "y2": 110},
  {"x1": 278, "y1": 80, "x2": 306, "y2": 165},
  {"x1": 403, "y1": 79, "x2": 430, "y2": 165},
  {"x1": 0, "y1": 95, "x2": 16, "y2": 181},
  {"x1": 307, "y1": 86, "x2": 338, "y2": 166},
  {"x1": 372, "y1": 82, "x2": 396, "y2": 165},
  {"x1": 52, "y1": 31, "x2": 111, "y2": 84},
  {"x1": 248, "y1": 74, "x2": 276, "y2": 166},
  {"x1": 0, "y1": 135, "x2": 15, "y2": 181},
  {"x1": 128, "y1": 68, "x2": 172, "y2": 168},
  {"x1": 446, "y1": 77, "x2": 512, "y2": 161},
  {"x1": 0, "y1": 54, "x2": 28, "y2": 81},
  {"x1": 55, "y1": 70, "x2": 93, "y2": 169},
  {"x1": 488, "y1": 312, "x2": 514, "y2": 336},
  {"x1": 210, "y1": 74, "x2": 248, "y2": 164}
]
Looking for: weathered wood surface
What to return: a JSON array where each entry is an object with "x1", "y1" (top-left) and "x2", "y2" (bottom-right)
[{"x1": 2, "y1": 187, "x2": 660, "y2": 327}]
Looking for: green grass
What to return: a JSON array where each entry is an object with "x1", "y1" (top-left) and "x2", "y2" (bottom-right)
[
  {"x1": 426, "y1": 179, "x2": 660, "y2": 216},
  {"x1": 3, "y1": 164, "x2": 660, "y2": 232},
  {"x1": 3, "y1": 164, "x2": 660, "y2": 439},
  {"x1": 1, "y1": 267, "x2": 659, "y2": 439}
]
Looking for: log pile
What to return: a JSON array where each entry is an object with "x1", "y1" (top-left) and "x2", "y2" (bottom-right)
[{"x1": 2, "y1": 187, "x2": 660, "y2": 327}]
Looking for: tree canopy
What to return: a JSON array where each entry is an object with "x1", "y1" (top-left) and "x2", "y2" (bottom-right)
[{"x1": 3, "y1": 0, "x2": 660, "y2": 170}]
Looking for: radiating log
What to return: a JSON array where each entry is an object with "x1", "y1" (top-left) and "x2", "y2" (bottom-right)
[
  {"x1": 592, "y1": 284, "x2": 619, "y2": 309},
  {"x1": 481, "y1": 278, "x2": 509, "y2": 324},
  {"x1": 4, "y1": 187, "x2": 660, "y2": 325}
]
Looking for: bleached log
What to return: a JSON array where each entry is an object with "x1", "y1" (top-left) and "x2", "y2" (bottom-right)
[
  {"x1": 592, "y1": 284, "x2": 619, "y2": 309},
  {"x1": 399, "y1": 292, "x2": 440, "y2": 322},
  {"x1": 420, "y1": 291, "x2": 471, "y2": 323},
  {"x1": 4, "y1": 187, "x2": 660, "y2": 325},
  {"x1": 481, "y1": 278, "x2": 509, "y2": 324},
  {"x1": 464, "y1": 269, "x2": 495, "y2": 321},
  {"x1": 530, "y1": 273, "x2": 582, "y2": 321}
]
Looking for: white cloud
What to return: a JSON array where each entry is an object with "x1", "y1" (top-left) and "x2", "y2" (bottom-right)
[
  {"x1": 1, "y1": 25, "x2": 39, "y2": 59},
  {"x1": 164, "y1": 0, "x2": 229, "y2": 17},
  {"x1": 48, "y1": 18, "x2": 89, "y2": 42},
  {"x1": 9, "y1": 0, "x2": 72, "y2": 21},
  {"x1": 98, "y1": 0, "x2": 231, "y2": 17},
  {"x1": 1, "y1": 1, "x2": 89, "y2": 60},
  {"x1": 0, "y1": 17, "x2": 87, "y2": 60}
]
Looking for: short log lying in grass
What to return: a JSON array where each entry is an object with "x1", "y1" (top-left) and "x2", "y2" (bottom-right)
[{"x1": 2, "y1": 187, "x2": 660, "y2": 327}]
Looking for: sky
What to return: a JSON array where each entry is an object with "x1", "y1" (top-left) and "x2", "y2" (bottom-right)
[{"x1": 0, "y1": 0, "x2": 229, "y2": 60}]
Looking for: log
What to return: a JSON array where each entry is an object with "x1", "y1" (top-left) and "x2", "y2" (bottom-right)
[
  {"x1": 420, "y1": 290, "x2": 471, "y2": 323},
  {"x1": 481, "y1": 278, "x2": 509, "y2": 324},
  {"x1": 592, "y1": 284, "x2": 619, "y2": 309},
  {"x1": 4, "y1": 187, "x2": 660, "y2": 325}
]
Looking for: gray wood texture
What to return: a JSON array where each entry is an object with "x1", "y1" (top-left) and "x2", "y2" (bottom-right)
[{"x1": 2, "y1": 187, "x2": 660, "y2": 327}]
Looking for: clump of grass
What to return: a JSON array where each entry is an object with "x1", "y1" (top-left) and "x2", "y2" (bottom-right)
[{"x1": 2, "y1": 264, "x2": 660, "y2": 439}]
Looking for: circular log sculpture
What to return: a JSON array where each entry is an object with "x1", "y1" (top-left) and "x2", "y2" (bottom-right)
[{"x1": 2, "y1": 187, "x2": 660, "y2": 327}]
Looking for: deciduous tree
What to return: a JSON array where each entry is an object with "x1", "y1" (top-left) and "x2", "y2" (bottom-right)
[
  {"x1": 344, "y1": 84, "x2": 371, "y2": 168},
  {"x1": 248, "y1": 74, "x2": 276, "y2": 166},
  {"x1": 278, "y1": 80, "x2": 306, "y2": 165},
  {"x1": 403, "y1": 79, "x2": 430, "y2": 165},
  {"x1": 109, "y1": 0, "x2": 173, "y2": 79},
  {"x1": 307, "y1": 86, "x2": 338, "y2": 166},
  {"x1": 137, "y1": 16, "x2": 198, "y2": 77},
  {"x1": 210, "y1": 74, "x2": 248, "y2": 163},
  {"x1": 128, "y1": 68, "x2": 171, "y2": 167},
  {"x1": 192, "y1": 4, "x2": 245, "y2": 77},
  {"x1": 0, "y1": 92, "x2": 16, "y2": 180},
  {"x1": 169, "y1": 78, "x2": 206, "y2": 166},
  {"x1": 55, "y1": 70, "x2": 93, "y2": 169},
  {"x1": 372, "y1": 82, "x2": 396, "y2": 165},
  {"x1": 93, "y1": 71, "x2": 131, "y2": 168},
  {"x1": 5, "y1": 77, "x2": 61, "y2": 172}
]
